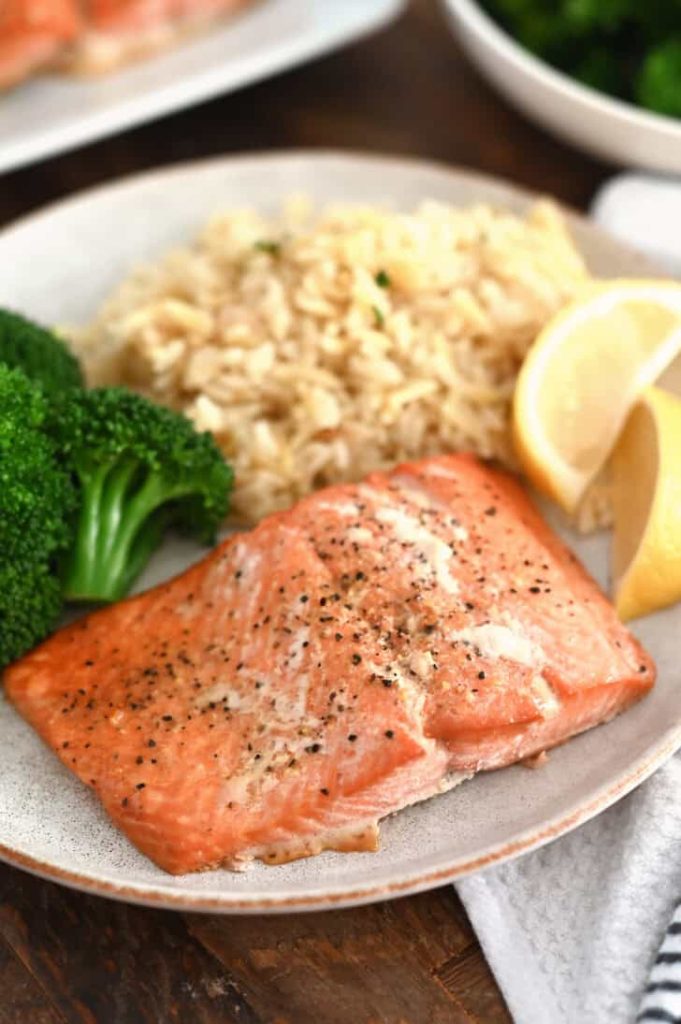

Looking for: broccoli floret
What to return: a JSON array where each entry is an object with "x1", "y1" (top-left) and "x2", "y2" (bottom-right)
[
  {"x1": 637, "y1": 39, "x2": 681, "y2": 117},
  {"x1": 487, "y1": 0, "x2": 569, "y2": 53},
  {"x1": 0, "y1": 565, "x2": 64, "y2": 669},
  {"x1": 0, "y1": 365, "x2": 76, "y2": 666},
  {"x1": 563, "y1": 0, "x2": 634, "y2": 33},
  {"x1": 0, "y1": 309, "x2": 83, "y2": 395},
  {"x1": 573, "y1": 47, "x2": 630, "y2": 96},
  {"x1": 0, "y1": 371, "x2": 75, "y2": 564},
  {"x1": 483, "y1": 0, "x2": 681, "y2": 107},
  {"x1": 53, "y1": 387, "x2": 234, "y2": 603}
]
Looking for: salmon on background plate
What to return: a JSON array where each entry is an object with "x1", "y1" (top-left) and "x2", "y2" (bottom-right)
[
  {"x1": 0, "y1": 0, "x2": 251, "y2": 87},
  {"x1": 0, "y1": 0, "x2": 80, "y2": 90},
  {"x1": 5, "y1": 454, "x2": 655, "y2": 875}
]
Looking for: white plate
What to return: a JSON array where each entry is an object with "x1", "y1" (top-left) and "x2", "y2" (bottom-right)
[
  {"x1": 0, "y1": 151, "x2": 679, "y2": 914},
  {"x1": 444, "y1": 0, "x2": 681, "y2": 173},
  {"x1": 0, "y1": 0, "x2": 404, "y2": 176}
]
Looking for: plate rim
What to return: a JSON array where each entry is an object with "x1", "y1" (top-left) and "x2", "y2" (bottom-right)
[
  {"x1": 1, "y1": 148, "x2": 679, "y2": 913},
  {"x1": 0, "y1": 145, "x2": 649, "y2": 250},
  {"x1": 1, "y1": 727, "x2": 679, "y2": 914}
]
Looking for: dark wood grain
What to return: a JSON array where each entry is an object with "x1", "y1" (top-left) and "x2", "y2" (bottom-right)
[
  {"x1": 0, "y1": 869, "x2": 260, "y2": 1024},
  {"x1": 0, "y1": 0, "x2": 608, "y2": 1020},
  {"x1": 0, "y1": 938, "x2": 65, "y2": 1024},
  {"x1": 187, "y1": 888, "x2": 479, "y2": 1024}
]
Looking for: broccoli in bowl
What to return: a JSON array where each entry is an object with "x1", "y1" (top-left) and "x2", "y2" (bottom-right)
[{"x1": 484, "y1": 0, "x2": 681, "y2": 118}]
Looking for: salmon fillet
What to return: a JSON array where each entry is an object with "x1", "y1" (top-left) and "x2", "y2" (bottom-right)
[
  {"x1": 0, "y1": 0, "x2": 253, "y2": 86},
  {"x1": 4, "y1": 454, "x2": 655, "y2": 874},
  {"x1": 65, "y1": 0, "x2": 253, "y2": 74},
  {"x1": 0, "y1": 0, "x2": 80, "y2": 89}
]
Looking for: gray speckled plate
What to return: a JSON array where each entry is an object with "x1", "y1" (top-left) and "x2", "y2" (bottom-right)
[{"x1": 0, "y1": 152, "x2": 679, "y2": 913}]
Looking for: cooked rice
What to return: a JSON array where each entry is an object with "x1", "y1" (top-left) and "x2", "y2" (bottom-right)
[{"x1": 70, "y1": 197, "x2": 592, "y2": 524}]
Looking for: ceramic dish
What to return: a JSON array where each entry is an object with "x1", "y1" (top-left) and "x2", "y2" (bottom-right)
[
  {"x1": 0, "y1": 151, "x2": 679, "y2": 913},
  {"x1": 443, "y1": 0, "x2": 681, "y2": 174},
  {"x1": 0, "y1": 0, "x2": 404, "y2": 176}
]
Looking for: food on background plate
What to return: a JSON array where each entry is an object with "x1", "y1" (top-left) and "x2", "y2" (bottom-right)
[
  {"x1": 1, "y1": 0, "x2": 254, "y2": 90},
  {"x1": 69, "y1": 199, "x2": 590, "y2": 524},
  {"x1": 513, "y1": 281, "x2": 681, "y2": 514},
  {"x1": 612, "y1": 387, "x2": 681, "y2": 622},
  {"x1": 0, "y1": 0, "x2": 79, "y2": 91},
  {"x1": 482, "y1": 0, "x2": 681, "y2": 119},
  {"x1": 5, "y1": 454, "x2": 655, "y2": 874},
  {"x1": 68, "y1": 0, "x2": 253, "y2": 75}
]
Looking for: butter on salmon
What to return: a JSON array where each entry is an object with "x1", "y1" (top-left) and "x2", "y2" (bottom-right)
[
  {"x1": 449, "y1": 618, "x2": 544, "y2": 669},
  {"x1": 4, "y1": 454, "x2": 655, "y2": 874}
]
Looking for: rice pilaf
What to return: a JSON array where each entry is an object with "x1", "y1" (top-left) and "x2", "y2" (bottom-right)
[{"x1": 70, "y1": 198, "x2": 590, "y2": 523}]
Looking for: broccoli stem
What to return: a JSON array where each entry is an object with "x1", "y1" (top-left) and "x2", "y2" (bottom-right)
[
  {"x1": 62, "y1": 459, "x2": 190, "y2": 603},
  {"x1": 66, "y1": 462, "x2": 111, "y2": 594}
]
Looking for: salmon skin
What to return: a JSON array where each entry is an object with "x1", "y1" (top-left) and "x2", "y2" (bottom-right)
[{"x1": 5, "y1": 454, "x2": 655, "y2": 875}]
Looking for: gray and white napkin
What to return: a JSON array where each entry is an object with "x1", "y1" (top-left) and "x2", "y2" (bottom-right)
[
  {"x1": 456, "y1": 755, "x2": 681, "y2": 1023},
  {"x1": 455, "y1": 174, "x2": 681, "y2": 1024},
  {"x1": 638, "y1": 900, "x2": 681, "y2": 1023}
]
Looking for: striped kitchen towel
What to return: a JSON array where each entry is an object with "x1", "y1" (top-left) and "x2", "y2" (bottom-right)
[
  {"x1": 638, "y1": 902, "x2": 681, "y2": 1023},
  {"x1": 456, "y1": 754, "x2": 681, "y2": 1023}
]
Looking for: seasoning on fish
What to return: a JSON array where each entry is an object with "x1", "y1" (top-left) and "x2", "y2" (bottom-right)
[{"x1": 4, "y1": 454, "x2": 655, "y2": 875}]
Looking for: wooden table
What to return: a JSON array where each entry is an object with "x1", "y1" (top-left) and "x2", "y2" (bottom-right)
[{"x1": 0, "y1": 2, "x2": 613, "y2": 1021}]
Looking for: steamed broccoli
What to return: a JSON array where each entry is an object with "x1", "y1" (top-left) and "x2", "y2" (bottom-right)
[
  {"x1": 0, "y1": 367, "x2": 75, "y2": 564},
  {"x1": 486, "y1": 0, "x2": 569, "y2": 53},
  {"x1": 0, "y1": 309, "x2": 83, "y2": 395},
  {"x1": 0, "y1": 565, "x2": 64, "y2": 668},
  {"x1": 637, "y1": 40, "x2": 681, "y2": 118},
  {"x1": 0, "y1": 365, "x2": 76, "y2": 666},
  {"x1": 563, "y1": 0, "x2": 635, "y2": 32},
  {"x1": 52, "y1": 388, "x2": 234, "y2": 603},
  {"x1": 484, "y1": 1, "x2": 681, "y2": 116}
]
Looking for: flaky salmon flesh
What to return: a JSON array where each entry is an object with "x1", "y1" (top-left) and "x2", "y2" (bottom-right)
[{"x1": 5, "y1": 454, "x2": 655, "y2": 874}]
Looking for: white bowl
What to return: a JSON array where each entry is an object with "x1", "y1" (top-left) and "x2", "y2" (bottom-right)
[{"x1": 443, "y1": 0, "x2": 681, "y2": 173}]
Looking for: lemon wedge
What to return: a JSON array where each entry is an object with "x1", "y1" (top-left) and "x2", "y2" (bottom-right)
[
  {"x1": 611, "y1": 386, "x2": 681, "y2": 621},
  {"x1": 513, "y1": 280, "x2": 681, "y2": 513}
]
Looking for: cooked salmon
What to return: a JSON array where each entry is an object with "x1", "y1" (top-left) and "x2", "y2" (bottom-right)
[
  {"x1": 0, "y1": 0, "x2": 79, "y2": 90},
  {"x1": 68, "y1": 0, "x2": 252, "y2": 74},
  {"x1": 0, "y1": 0, "x2": 252, "y2": 86},
  {"x1": 4, "y1": 454, "x2": 655, "y2": 874}
]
